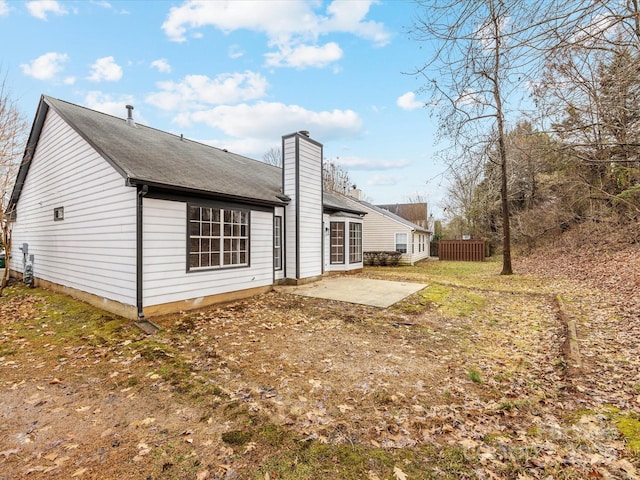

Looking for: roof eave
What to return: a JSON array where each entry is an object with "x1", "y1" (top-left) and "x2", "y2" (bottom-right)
[{"x1": 127, "y1": 178, "x2": 289, "y2": 207}]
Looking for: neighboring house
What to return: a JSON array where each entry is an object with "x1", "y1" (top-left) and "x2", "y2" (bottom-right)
[
  {"x1": 337, "y1": 190, "x2": 431, "y2": 265},
  {"x1": 7, "y1": 96, "x2": 365, "y2": 319},
  {"x1": 376, "y1": 202, "x2": 429, "y2": 229}
]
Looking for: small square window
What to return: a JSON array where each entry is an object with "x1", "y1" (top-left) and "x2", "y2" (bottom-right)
[{"x1": 54, "y1": 207, "x2": 64, "y2": 221}]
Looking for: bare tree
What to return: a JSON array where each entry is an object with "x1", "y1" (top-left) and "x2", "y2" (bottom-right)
[
  {"x1": 535, "y1": 1, "x2": 640, "y2": 219},
  {"x1": 0, "y1": 76, "x2": 27, "y2": 294},
  {"x1": 322, "y1": 158, "x2": 353, "y2": 194},
  {"x1": 410, "y1": 0, "x2": 554, "y2": 274},
  {"x1": 262, "y1": 146, "x2": 282, "y2": 167}
]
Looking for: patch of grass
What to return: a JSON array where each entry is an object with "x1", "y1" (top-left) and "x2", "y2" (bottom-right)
[
  {"x1": 606, "y1": 408, "x2": 640, "y2": 455},
  {"x1": 256, "y1": 441, "x2": 475, "y2": 479},
  {"x1": 222, "y1": 429, "x2": 253, "y2": 446},
  {"x1": 418, "y1": 284, "x2": 487, "y2": 318},
  {"x1": 258, "y1": 424, "x2": 288, "y2": 447},
  {"x1": 467, "y1": 368, "x2": 483, "y2": 384}
]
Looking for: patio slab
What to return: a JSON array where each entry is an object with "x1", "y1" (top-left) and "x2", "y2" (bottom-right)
[{"x1": 277, "y1": 276, "x2": 427, "y2": 308}]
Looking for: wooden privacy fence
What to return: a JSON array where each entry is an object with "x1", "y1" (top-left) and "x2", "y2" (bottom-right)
[{"x1": 438, "y1": 240, "x2": 487, "y2": 261}]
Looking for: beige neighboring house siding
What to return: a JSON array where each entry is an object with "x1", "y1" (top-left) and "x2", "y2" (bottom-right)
[
  {"x1": 9, "y1": 108, "x2": 137, "y2": 306},
  {"x1": 344, "y1": 201, "x2": 430, "y2": 266}
]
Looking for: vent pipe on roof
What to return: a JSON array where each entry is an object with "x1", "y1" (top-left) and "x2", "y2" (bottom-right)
[{"x1": 125, "y1": 105, "x2": 136, "y2": 127}]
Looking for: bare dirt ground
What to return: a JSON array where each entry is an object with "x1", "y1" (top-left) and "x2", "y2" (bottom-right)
[{"x1": 1, "y1": 241, "x2": 639, "y2": 479}]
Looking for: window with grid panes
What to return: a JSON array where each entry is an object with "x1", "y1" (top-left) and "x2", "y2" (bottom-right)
[
  {"x1": 349, "y1": 222, "x2": 362, "y2": 263},
  {"x1": 188, "y1": 205, "x2": 249, "y2": 270},
  {"x1": 273, "y1": 216, "x2": 282, "y2": 270},
  {"x1": 330, "y1": 222, "x2": 344, "y2": 264}
]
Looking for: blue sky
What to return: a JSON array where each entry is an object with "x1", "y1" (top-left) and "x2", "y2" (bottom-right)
[{"x1": 0, "y1": 0, "x2": 446, "y2": 217}]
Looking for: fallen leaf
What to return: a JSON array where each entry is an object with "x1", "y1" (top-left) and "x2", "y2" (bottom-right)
[
  {"x1": 196, "y1": 470, "x2": 210, "y2": 480},
  {"x1": 72, "y1": 468, "x2": 88, "y2": 477},
  {"x1": 394, "y1": 466, "x2": 408, "y2": 480},
  {"x1": 0, "y1": 448, "x2": 19, "y2": 458},
  {"x1": 54, "y1": 456, "x2": 71, "y2": 466}
]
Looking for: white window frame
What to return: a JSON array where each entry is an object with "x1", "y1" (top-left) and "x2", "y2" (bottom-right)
[
  {"x1": 330, "y1": 222, "x2": 345, "y2": 264},
  {"x1": 395, "y1": 232, "x2": 408, "y2": 253},
  {"x1": 349, "y1": 222, "x2": 362, "y2": 264}
]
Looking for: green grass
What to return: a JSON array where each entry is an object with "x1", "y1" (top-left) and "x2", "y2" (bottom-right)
[
  {"x1": 605, "y1": 408, "x2": 640, "y2": 456},
  {"x1": 365, "y1": 256, "x2": 567, "y2": 295},
  {"x1": 255, "y1": 441, "x2": 475, "y2": 479},
  {"x1": 467, "y1": 368, "x2": 483, "y2": 384}
]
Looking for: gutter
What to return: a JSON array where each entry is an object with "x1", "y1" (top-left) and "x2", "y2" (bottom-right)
[{"x1": 136, "y1": 184, "x2": 148, "y2": 318}]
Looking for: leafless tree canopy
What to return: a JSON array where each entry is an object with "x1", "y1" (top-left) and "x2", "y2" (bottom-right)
[
  {"x1": 262, "y1": 146, "x2": 282, "y2": 167},
  {"x1": 0, "y1": 75, "x2": 27, "y2": 293},
  {"x1": 322, "y1": 159, "x2": 354, "y2": 194},
  {"x1": 412, "y1": 0, "x2": 640, "y2": 259}
]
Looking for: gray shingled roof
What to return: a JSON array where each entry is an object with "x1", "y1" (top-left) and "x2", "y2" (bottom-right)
[
  {"x1": 9, "y1": 96, "x2": 367, "y2": 214},
  {"x1": 322, "y1": 190, "x2": 367, "y2": 215},
  {"x1": 45, "y1": 96, "x2": 287, "y2": 205},
  {"x1": 331, "y1": 192, "x2": 430, "y2": 232}
]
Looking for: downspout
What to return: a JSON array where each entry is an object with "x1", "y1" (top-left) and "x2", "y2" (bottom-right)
[{"x1": 136, "y1": 184, "x2": 148, "y2": 318}]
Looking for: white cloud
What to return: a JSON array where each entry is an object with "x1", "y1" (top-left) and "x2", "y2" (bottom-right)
[
  {"x1": 0, "y1": 1, "x2": 10, "y2": 16},
  {"x1": 176, "y1": 101, "x2": 362, "y2": 141},
  {"x1": 324, "y1": 0, "x2": 390, "y2": 47},
  {"x1": 397, "y1": 92, "x2": 422, "y2": 111},
  {"x1": 91, "y1": 0, "x2": 112, "y2": 8},
  {"x1": 63, "y1": 76, "x2": 76, "y2": 85},
  {"x1": 84, "y1": 91, "x2": 146, "y2": 122},
  {"x1": 335, "y1": 156, "x2": 413, "y2": 171},
  {"x1": 456, "y1": 88, "x2": 485, "y2": 107},
  {"x1": 265, "y1": 42, "x2": 343, "y2": 69},
  {"x1": 228, "y1": 44, "x2": 244, "y2": 59},
  {"x1": 146, "y1": 71, "x2": 268, "y2": 110},
  {"x1": 151, "y1": 58, "x2": 171, "y2": 73},
  {"x1": 366, "y1": 173, "x2": 402, "y2": 186},
  {"x1": 20, "y1": 52, "x2": 68, "y2": 80},
  {"x1": 161, "y1": 0, "x2": 390, "y2": 68},
  {"x1": 26, "y1": 0, "x2": 68, "y2": 20},
  {"x1": 88, "y1": 56, "x2": 123, "y2": 82}
]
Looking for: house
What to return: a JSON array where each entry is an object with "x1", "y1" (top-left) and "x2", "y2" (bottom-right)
[
  {"x1": 7, "y1": 96, "x2": 365, "y2": 319},
  {"x1": 336, "y1": 190, "x2": 431, "y2": 265},
  {"x1": 376, "y1": 202, "x2": 429, "y2": 229}
]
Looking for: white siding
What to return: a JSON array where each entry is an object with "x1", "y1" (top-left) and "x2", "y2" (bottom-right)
[
  {"x1": 9, "y1": 108, "x2": 137, "y2": 305},
  {"x1": 142, "y1": 198, "x2": 274, "y2": 307},
  {"x1": 283, "y1": 134, "x2": 322, "y2": 280},
  {"x1": 297, "y1": 138, "x2": 322, "y2": 278},
  {"x1": 283, "y1": 135, "x2": 297, "y2": 280}
]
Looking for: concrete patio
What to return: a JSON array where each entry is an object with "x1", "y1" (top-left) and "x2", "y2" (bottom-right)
[{"x1": 276, "y1": 276, "x2": 427, "y2": 308}]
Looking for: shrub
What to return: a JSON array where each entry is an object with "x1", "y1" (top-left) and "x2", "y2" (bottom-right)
[{"x1": 363, "y1": 251, "x2": 402, "y2": 267}]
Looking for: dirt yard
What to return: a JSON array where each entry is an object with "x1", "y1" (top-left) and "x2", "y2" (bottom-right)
[{"x1": 1, "y1": 256, "x2": 639, "y2": 479}]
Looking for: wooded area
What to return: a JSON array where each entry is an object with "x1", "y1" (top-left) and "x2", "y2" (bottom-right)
[{"x1": 412, "y1": 0, "x2": 640, "y2": 263}]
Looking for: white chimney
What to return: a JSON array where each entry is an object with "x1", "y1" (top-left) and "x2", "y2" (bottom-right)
[{"x1": 282, "y1": 131, "x2": 323, "y2": 283}]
